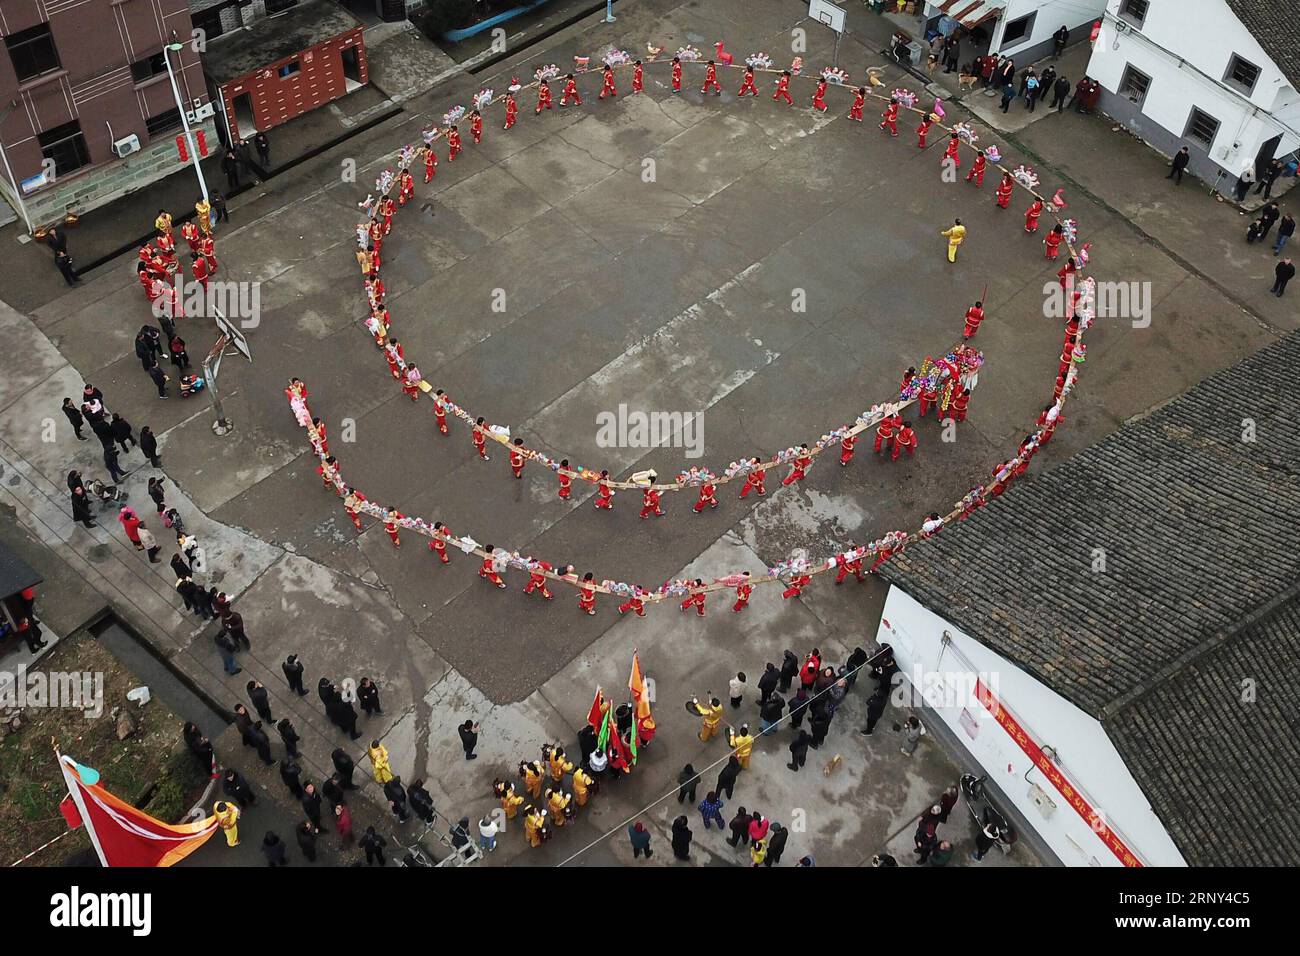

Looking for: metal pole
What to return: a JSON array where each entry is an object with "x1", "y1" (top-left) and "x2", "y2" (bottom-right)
[
  {"x1": 604, "y1": 0, "x2": 616, "y2": 22},
  {"x1": 833, "y1": 30, "x2": 841, "y2": 69},
  {"x1": 203, "y1": 334, "x2": 234, "y2": 436},
  {"x1": 164, "y1": 44, "x2": 210, "y2": 205}
]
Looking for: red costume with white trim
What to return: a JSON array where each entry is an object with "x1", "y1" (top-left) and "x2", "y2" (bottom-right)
[
  {"x1": 839, "y1": 435, "x2": 858, "y2": 465},
  {"x1": 774, "y1": 73, "x2": 793, "y2": 105},
  {"x1": 595, "y1": 481, "x2": 613, "y2": 510},
  {"x1": 618, "y1": 590, "x2": 646, "y2": 616},
  {"x1": 578, "y1": 580, "x2": 597, "y2": 614},
  {"x1": 950, "y1": 388, "x2": 971, "y2": 422},
  {"x1": 692, "y1": 482, "x2": 717, "y2": 513},
  {"x1": 1025, "y1": 198, "x2": 1044, "y2": 232},
  {"x1": 1044, "y1": 229, "x2": 1063, "y2": 259},
  {"x1": 874, "y1": 414, "x2": 900, "y2": 453},
  {"x1": 430, "y1": 524, "x2": 451, "y2": 564},
  {"x1": 835, "y1": 554, "x2": 865, "y2": 583},
  {"x1": 680, "y1": 588, "x2": 706, "y2": 616},
  {"x1": 509, "y1": 448, "x2": 525, "y2": 479},
  {"x1": 479, "y1": 555, "x2": 506, "y2": 588},
  {"x1": 702, "y1": 63, "x2": 721, "y2": 94},
  {"x1": 343, "y1": 490, "x2": 366, "y2": 530},
  {"x1": 524, "y1": 561, "x2": 554, "y2": 599},
  {"x1": 739, "y1": 69, "x2": 758, "y2": 96},
  {"x1": 472, "y1": 425, "x2": 489, "y2": 460},
  {"x1": 942, "y1": 137, "x2": 961, "y2": 168},
  {"x1": 424, "y1": 148, "x2": 437, "y2": 182},
  {"x1": 671, "y1": 60, "x2": 682, "y2": 92},
  {"x1": 965, "y1": 154, "x2": 987, "y2": 186},
  {"x1": 781, "y1": 452, "x2": 812, "y2": 486},
  {"x1": 599, "y1": 67, "x2": 617, "y2": 99},
  {"x1": 963, "y1": 304, "x2": 985, "y2": 338},
  {"x1": 561, "y1": 77, "x2": 582, "y2": 106},
  {"x1": 632, "y1": 63, "x2": 644, "y2": 93},
  {"x1": 739, "y1": 467, "x2": 766, "y2": 498},
  {"x1": 995, "y1": 175, "x2": 1014, "y2": 209},
  {"x1": 848, "y1": 90, "x2": 865, "y2": 121},
  {"x1": 433, "y1": 392, "x2": 449, "y2": 434},
  {"x1": 879, "y1": 101, "x2": 898, "y2": 134},
  {"x1": 782, "y1": 574, "x2": 810, "y2": 599},
  {"x1": 732, "y1": 581, "x2": 753, "y2": 613},
  {"x1": 558, "y1": 470, "x2": 572, "y2": 499},
  {"x1": 812, "y1": 79, "x2": 828, "y2": 112},
  {"x1": 891, "y1": 424, "x2": 917, "y2": 460},
  {"x1": 640, "y1": 487, "x2": 664, "y2": 519},
  {"x1": 505, "y1": 94, "x2": 518, "y2": 129},
  {"x1": 470, "y1": 113, "x2": 482, "y2": 144},
  {"x1": 917, "y1": 117, "x2": 932, "y2": 149},
  {"x1": 536, "y1": 82, "x2": 553, "y2": 113},
  {"x1": 447, "y1": 128, "x2": 462, "y2": 161},
  {"x1": 384, "y1": 511, "x2": 403, "y2": 547}
]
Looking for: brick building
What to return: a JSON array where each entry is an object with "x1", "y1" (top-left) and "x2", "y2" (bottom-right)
[
  {"x1": 200, "y1": 0, "x2": 367, "y2": 142},
  {"x1": 0, "y1": 0, "x2": 216, "y2": 229}
]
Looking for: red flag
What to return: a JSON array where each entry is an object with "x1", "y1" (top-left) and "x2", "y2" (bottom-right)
[{"x1": 586, "y1": 687, "x2": 605, "y2": 730}]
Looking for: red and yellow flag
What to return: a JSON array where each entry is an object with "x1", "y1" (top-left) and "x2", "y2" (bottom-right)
[{"x1": 629, "y1": 650, "x2": 651, "y2": 720}]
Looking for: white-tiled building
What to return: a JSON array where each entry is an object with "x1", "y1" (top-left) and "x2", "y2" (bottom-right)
[
  {"x1": 922, "y1": 0, "x2": 1107, "y2": 64},
  {"x1": 1087, "y1": 0, "x2": 1300, "y2": 186}
]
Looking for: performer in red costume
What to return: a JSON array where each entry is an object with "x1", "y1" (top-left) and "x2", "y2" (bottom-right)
[
  {"x1": 632, "y1": 60, "x2": 644, "y2": 93},
  {"x1": 963, "y1": 301, "x2": 985, "y2": 339},
  {"x1": 879, "y1": 97, "x2": 899, "y2": 135},
  {"x1": 479, "y1": 545, "x2": 506, "y2": 588},
  {"x1": 536, "y1": 79, "x2": 554, "y2": 114},
  {"x1": 891, "y1": 422, "x2": 917, "y2": 460},
  {"x1": 640, "y1": 486, "x2": 665, "y2": 519},
  {"x1": 472, "y1": 418, "x2": 490, "y2": 461},
  {"x1": 942, "y1": 133, "x2": 961, "y2": 168},
  {"x1": 446, "y1": 125, "x2": 462, "y2": 161},
  {"x1": 739, "y1": 458, "x2": 766, "y2": 497},
  {"x1": 578, "y1": 573, "x2": 597, "y2": 614},
  {"x1": 782, "y1": 573, "x2": 810, "y2": 600},
  {"x1": 812, "y1": 78, "x2": 829, "y2": 112},
  {"x1": 429, "y1": 521, "x2": 451, "y2": 564},
  {"x1": 848, "y1": 86, "x2": 865, "y2": 121},
  {"x1": 557, "y1": 460, "x2": 573, "y2": 499},
  {"x1": 738, "y1": 67, "x2": 759, "y2": 97},
  {"x1": 732, "y1": 573, "x2": 753, "y2": 612},
  {"x1": 835, "y1": 553, "x2": 866, "y2": 584},
  {"x1": 504, "y1": 92, "x2": 518, "y2": 130},
  {"x1": 594, "y1": 471, "x2": 613, "y2": 510},
  {"x1": 671, "y1": 57, "x2": 683, "y2": 93},
  {"x1": 470, "y1": 110, "x2": 483, "y2": 145},
  {"x1": 965, "y1": 150, "x2": 987, "y2": 186},
  {"x1": 839, "y1": 434, "x2": 858, "y2": 466},
  {"x1": 917, "y1": 114, "x2": 932, "y2": 148},
  {"x1": 781, "y1": 445, "x2": 812, "y2": 486},
  {"x1": 561, "y1": 73, "x2": 582, "y2": 106},
  {"x1": 774, "y1": 70, "x2": 793, "y2": 105},
  {"x1": 680, "y1": 580, "x2": 706, "y2": 616},
  {"x1": 874, "y1": 413, "x2": 900, "y2": 454},
  {"x1": 524, "y1": 560, "x2": 554, "y2": 599},
  {"x1": 1025, "y1": 197, "x2": 1044, "y2": 233},
  {"x1": 702, "y1": 60, "x2": 722, "y2": 95},
  {"x1": 1044, "y1": 223, "x2": 1064, "y2": 259},
  {"x1": 508, "y1": 438, "x2": 526, "y2": 479},
  {"x1": 433, "y1": 389, "x2": 450, "y2": 435},
  {"x1": 692, "y1": 480, "x2": 718, "y2": 513},
  {"x1": 618, "y1": 587, "x2": 647, "y2": 617},
  {"x1": 599, "y1": 65, "x2": 618, "y2": 99}
]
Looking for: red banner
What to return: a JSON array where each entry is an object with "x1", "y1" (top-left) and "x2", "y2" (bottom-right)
[{"x1": 974, "y1": 680, "x2": 1142, "y2": 867}]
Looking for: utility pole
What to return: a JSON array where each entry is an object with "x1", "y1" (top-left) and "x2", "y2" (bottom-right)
[{"x1": 164, "y1": 42, "x2": 210, "y2": 205}]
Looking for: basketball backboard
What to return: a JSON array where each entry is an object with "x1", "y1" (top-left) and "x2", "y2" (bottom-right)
[
  {"x1": 213, "y1": 308, "x2": 252, "y2": 362},
  {"x1": 809, "y1": 0, "x2": 846, "y2": 34}
]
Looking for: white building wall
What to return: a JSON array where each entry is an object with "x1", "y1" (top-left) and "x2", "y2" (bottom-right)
[
  {"x1": 992, "y1": 0, "x2": 1106, "y2": 59},
  {"x1": 877, "y1": 585, "x2": 1187, "y2": 867},
  {"x1": 1088, "y1": 0, "x2": 1300, "y2": 176}
]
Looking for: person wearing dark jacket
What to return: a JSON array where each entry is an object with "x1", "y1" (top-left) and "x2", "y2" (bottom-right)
[
  {"x1": 671, "y1": 816, "x2": 692, "y2": 860},
  {"x1": 321, "y1": 774, "x2": 345, "y2": 808},
  {"x1": 301, "y1": 783, "x2": 328, "y2": 832},
  {"x1": 139, "y1": 426, "x2": 160, "y2": 466},
  {"x1": 280, "y1": 758, "x2": 304, "y2": 799},
  {"x1": 246, "y1": 721, "x2": 274, "y2": 765},
  {"x1": 332, "y1": 747, "x2": 358, "y2": 789},
  {"x1": 330, "y1": 696, "x2": 362, "y2": 740},
  {"x1": 756, "y1": 662, "x2": 780, "y2": 703},
  {"x1": 857, "y1": 691, "x2": 889, "y2": 738},
  {"x1": 282, "y1": 654, "x2": 307, "y2": 696},
  {"x1": 1259, "y1": 201, "x2": 1281, "y2": 239},
  {"x1": 1273, "y1": 257, "x2": 1295, "y2": 297},
  {"x1": 726, "y1": 806, "x2": 750, "y2": 847},
  {"x1": 277, "y1": 717, "x2": 301, "y2": 758},
  {"x1": 261, "y1": 831, "x2": 288, "y2": 866},
  {"x1": 222, "y1": 768, "x2": 256, "y2": 806},
  {"x1": 70, "y1": 487, "x2": 97, "y2": 528},
  {"x1": 222, "y1": 148, "x2": 241, "y2": 189},
  {"x1": 457, "y1": 719, "x2": 479, "y2": 759},
  {"x1": 759, "y1": 692, "x2": 785, "y2": 733},
  {"x1": 787, "y1": 687, "x2": 810, "y2": 729},
  {"x1": 103, "y1": 443, "x2": 128, "y2": 482},
  {"x1": 765, "y1": 823, "x2": 788, "y2": 865},
  {"x1": 62, "y1": 398, "x2": 88, "y2": 440},
  {"x1": 247, "y1": 679, "x2": 274, "y2": 724},
  {"x1": 1272, "y1": 213, "x2": 1295, "y2": 256},
  {"x1": 1051, "y1": 74, "x2": 1070, "y2": 110},
  {"x1": 318, "y1": 677, "x2": 338, "y2": 707},
  {"x1": 844, "y1": 646, "x2": 869, "y2": 687},
  {"x1": 296, "y1": 821, "x2": 319, "y2": 862},
  {"x1": 254, "y1": 131, "x2": 270, "y2": 166},
  {"x1": 1167, "y1": 146, "x2": 1191, "y2": 184},
  {"x1": 788, "y1": 730, "x2": 812, "y2": 771},
  {"x1": 361, "y1": 827, "x2": 387, "y2": 865},
  {"x1": 384, "y1": 777, "x2": 409, "y2": 821},
  {"x1": 357, "y1": 677, "x2": 382, "y2": 716},
  {"x1": 577, "y1": 723, "x2": 597, "y2": 766},
  {"x1": 809, "y1": 710, "x2": 832, "y2": 749},
  {"x1": 170, "y1": 553, "x2": 191, "y2": 581},
  {"x1": 716, "y1": 755, "x2": 741, "y2": 800},
  {"x1": 109, "y1": 413, "x2": 136, "y2": 452},
  {"x1": 408, "y1": 779, "x2": 436, "y2": 823},
  {"x1": 778, "y1": 650, "x2": 800, "y2": 693},
  {"x1": 677, "y1": 763, "x2": 699, "y2": 804},
  {"x1": 224, "y1": 611, "x2": 250, "y2": 651}
]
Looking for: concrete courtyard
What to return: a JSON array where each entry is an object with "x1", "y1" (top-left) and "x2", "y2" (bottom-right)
[{"x1": 1, "y1": 0, "x2": 1293, "y2": 868}]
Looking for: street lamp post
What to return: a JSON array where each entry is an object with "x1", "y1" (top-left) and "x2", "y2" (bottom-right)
[{"x1": 164, "y1": 42, "x2": 209, "y2": 205}]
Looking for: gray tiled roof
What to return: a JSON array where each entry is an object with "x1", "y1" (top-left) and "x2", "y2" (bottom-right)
[
  {"x1": 1107, "y1": 589, "x2": 1300, "y2": 867},
  {"x1": 881, "y1": 331, "x2": 1300, "y2": 865},
  {"x1": 883, "y1": 330, "x2": 1300, "y2": 717},
  {"x1": 1226, "y1": 0, "x2": 1300, "y2": 91}
]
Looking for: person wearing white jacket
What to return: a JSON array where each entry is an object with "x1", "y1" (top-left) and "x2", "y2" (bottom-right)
[{"x1": 478, "y1": 815, "x2": 499, "y2": 852}]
